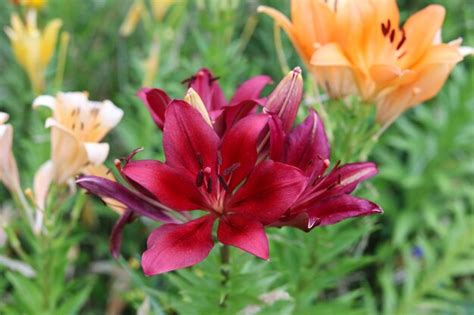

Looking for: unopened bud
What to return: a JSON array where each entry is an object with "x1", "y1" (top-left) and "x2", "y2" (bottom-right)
[
  {"x1": 184, "y1": 88, "x2": 213, "y2": 126},
  {"x1": 264, "y1": 67, "x2": 303, "y2": 132}
]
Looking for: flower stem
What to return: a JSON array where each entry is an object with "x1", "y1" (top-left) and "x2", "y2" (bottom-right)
[{"x1": 219, "y1": 245, "x2": 230, "y2": 308}]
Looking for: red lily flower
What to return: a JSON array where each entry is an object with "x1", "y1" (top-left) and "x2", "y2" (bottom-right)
[
  {"x1": 270, "y1": 110, "x2": 382, "y2": 231},
  {"x1": 137, "y1": 68, "x2": 273, "y2": 135},
  {"x1": 79, "y1": 100, "x2": 306, "y2": 275}
]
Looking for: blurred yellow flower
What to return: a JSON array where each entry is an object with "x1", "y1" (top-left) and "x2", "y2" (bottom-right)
[
  {"x1": 4, "y1": 12, "x2": 61, "y2": 94},
  {"x1": 32, "y1": 92, "x2": 123, "y2": 209},
  {"x1": 260, "y1": 0, "x2": 471, "y2": 125},
  {"x1": 0, "y1": 113, "x2": 21, "y2": 194},
  {"x1": 119, "y1": 0, "x2": 177, "y2": 37},
  {"x1": 13, "y1": 0, "x2": 47, "y2": 9},
  {"x1": 258, "y1": 0, "x2": 357, "y2": 98},
  {"x1": 151, "y1": 0, "x2": 176, "y2": 21}
]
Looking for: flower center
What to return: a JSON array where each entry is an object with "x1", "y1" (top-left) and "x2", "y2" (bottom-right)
[{"x1": 194, "y1": 152, "x2": 240, "y2": 214}]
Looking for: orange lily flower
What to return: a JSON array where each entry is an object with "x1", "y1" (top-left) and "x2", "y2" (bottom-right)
[
  {"x1": 258, "y1": 0, "x2": 358, "y2": 98},
  {"x1": 260, "y1": 1, "x2": 471, "y2": 124}
]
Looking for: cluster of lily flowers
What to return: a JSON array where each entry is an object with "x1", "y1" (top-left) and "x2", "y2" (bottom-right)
[
  {"x1": 77, "y1": 67, "x2": 382, "y2": 275},
  {"x1": 1, "y1": 0, "x2": 472, "y2": 277}
]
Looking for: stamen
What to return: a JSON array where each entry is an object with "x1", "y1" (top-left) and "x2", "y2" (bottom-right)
[
  {"x1": 207, "y1": 177, "x2": 212, "y2": 193},
  {"x1": 389, "y1": 30, "x2": 395, "y2": 43},
  {"x1": 217, "y1": 152, "x2": 223, "y2": 166},
  {"x1": 223, "y1": 163, "x2": 240, "y2": 176},
  {"x1": 218, "y1": 175, "x2": 229, "y2": 192},
  {"x1": 209, "y1": 76, "x2": 220, "y2": 85},
  {"x1": 196, "y1": 170, "x2": 204, "y2": 187},
  {"x1": 181, "y1": 75, "x2": 197, "y2": 86},
  {"x1": 196, "y1": 153, "x2": 204, "y2": 168},
  {"x1": 381, "y1": 19, "x2": 391, "y2": 36},
  {"x1": 396, "y1": 28, "x2": 406, "y2": 50},
  {"x1": 80, "y1": 122, "x2": 85, "y2": 130}
]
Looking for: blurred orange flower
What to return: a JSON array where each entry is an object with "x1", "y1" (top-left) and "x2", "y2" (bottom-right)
[{"x1": 260, "y1": 0, "x2": 471, "y2": 124}]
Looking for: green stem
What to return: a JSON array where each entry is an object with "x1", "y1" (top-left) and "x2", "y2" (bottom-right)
[{"x1": 219, "y1": 245, "x2": 230, "y2": 308}]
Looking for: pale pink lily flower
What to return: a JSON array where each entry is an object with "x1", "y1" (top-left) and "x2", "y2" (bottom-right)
[
  {"x1": 0, "y1": 112, "x2": 21, "y2": 194},
  {"x1": 32, "y1": 92, "x2": 123, "y2": 210}
]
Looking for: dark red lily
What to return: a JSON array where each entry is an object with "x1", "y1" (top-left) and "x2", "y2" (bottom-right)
[
  {"x1": 269, "y1": 110, "x2": 382, "y2": 231},
  {"x1": 77, "y1": 67, "x2": 382, "y2": 276},
  {"x1": 137, "y1": 68, "x2": 273, "y2": 135},
  {"x1": 79, "y1": 100, "x2": 306, "y2": 275}
]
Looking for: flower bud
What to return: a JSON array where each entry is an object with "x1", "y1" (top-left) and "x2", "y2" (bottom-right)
[
  {"x1": 264, "y1": 67, "x2": 303, "y2": 132},
  {"x1": 184, "y1": 88, "x2": 213, "y2": 126}
]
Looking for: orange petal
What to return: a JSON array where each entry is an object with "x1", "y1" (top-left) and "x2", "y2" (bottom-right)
[
  {"x1": 311, "y1": 43, "x2": 351, "y2": 67},
  {"x1": 401, "y1": 5, "x2": 446, "y2": 68},
  {"x1": 413, "y1": 44, "x2": 462, "y2": 70}
]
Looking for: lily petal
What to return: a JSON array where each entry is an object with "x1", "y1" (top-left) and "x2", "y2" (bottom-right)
[
  {"x1": 137, "y1": 88, "x2": 171, "y2": 130},
  {"x1": 110, "y1": 209, "x2": 134, "y2": 258},
  {"x1": 229, "y1": 75, "x2": 273, "y2": 105},
  {"x1": 227, "y1": 160, "x2": 306, "y2": 224},
  {"x1": 76, "y1": 175, "x2": 176, "y2": 223},
  {"x1": 220, "y1": 114, "x2": 270, "y2": 190},
  {"x1": 123, "y1": 160, "x2": 206, "y2": 211},
  {"x1": 307, "y1": 195, "x2": 382, "y2": 226},
  {"x1": 142, "y1": 215, "x2": 215, "y2": 275},
  {"x1": 285, "y1": 110, "x2": 329, "y2": 176},
  {"x1": 316, "y1": 162, "x2": 378, "y2": 198},
  {"x1": 217, "y1": 215, "x2": 269, "y2": 260},
  {"x1": 84, "y1": 142, "x2": 109, "y2": 166},
  {"x1": 401, "y1": 5, "x2": 446, "y2": 68},
  {"x1": 163, "y1": 100, "x2": 219, "y2": 177}
]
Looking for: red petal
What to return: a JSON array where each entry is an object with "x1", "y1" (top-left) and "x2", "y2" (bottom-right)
[
  {"x1": 316, "y1": 162, "x2": 378, "y2": 198},
  {"x1": 229, "y1": 75, "x2": 273, "y2": 106},
  {"x1": 163, "y1": 100, "x2": 219, "y2": 177},
  {"x1": 220, "y1": 114, "x2": 269, "y2": 190},
  {"x1": 222, "y1": 100, "x2": 260, "y2": 132},
  {"x1": 123, "y1": 160, "x2": 207, "y2": 211},
  {"x1": 227, "y1": 160, "x2": 306, "y2": 224},
  {"x1": 142, "y1": 215, "x2": 215, "y2": 275},
  {"x1": 264, "y1": 67, "x2": 303, "y2": 132},
  {"x1": 137, "y1": 88, "x2": 171, "y2": 129},
  {"x1": 285, "y1": 110, "x2": 329, "y2": 176},
  {"x1": 268, "y1": 115, "x2": 286, "y2": 161},
  {"x1": 110, "y1": 209, "x2": 134, "y2": 258},
  {"x1": 76, "y1": 175, "x2": 176, "y2": 222},
  {"x1": 307, "y1": 195, "x2": 382, "y2": 226},
  {"x1": 187, "y1": 68, "x2": 227, "y2": 111},
  {"x1": 217, "y1": 215, "x2": 269, "y2": 260}
]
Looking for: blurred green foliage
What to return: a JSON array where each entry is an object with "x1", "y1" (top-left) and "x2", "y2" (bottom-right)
[{"x1": 0, "y1": 0, "x2": 472, "y2": 314}]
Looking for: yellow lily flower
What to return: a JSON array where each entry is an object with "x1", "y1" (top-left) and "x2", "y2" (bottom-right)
[
  {"x1": 12, "y1": 0, "x2": 47, "y2": 9},
  {"x1": 32, "y1": 92, "x2": 123, "y2": 208},
  {"x1": 0, "y1": 113, "x2": 21, "y2": 194},
  {"x1": 4, "y1": 11, "x2": 62, "y2": 94}
]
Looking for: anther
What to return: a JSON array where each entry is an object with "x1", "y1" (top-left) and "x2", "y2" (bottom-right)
[
  {"x1": 196, "y1": 170, "x2": 204, "y2": 187},
  {"x1": 389, "y1": 30, "x2": 395, "y2": 43},
  {"x1": 223, "y1": 163, "x2": 240, "y2": 176},
  {"x1": 396, "y1": 29, "x2": 406, "y2": 50},
  {"x1": 218, "y1": 175, "x2": 229, "y2": 192},
  {"x1": 207, "y1": 177, "x2": 213, "y2": 193},
  {"x1": 196, "y1": 153, "x2": 204, "y2": 168}
]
